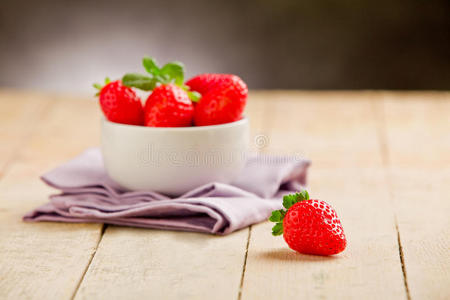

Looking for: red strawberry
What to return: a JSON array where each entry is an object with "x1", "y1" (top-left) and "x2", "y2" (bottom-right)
[
  {"x1": 185, "y1": 73, "x2": 232, "y2": 95},
  {"x1": 144, "y1": 84, "x2": 194, "y2": 127},
  {"x1": 120, "y1": 57, "x2": 200, "y2": 127},
  {"x1": 95, "y1": 79, "x2": 144, "y2": 125},
  {"x1": 269, "y1": 190, "x2": 347, "y2": 256},
  {"x1": 186, "y1": 74, "x2": 247, "y2": 126}
]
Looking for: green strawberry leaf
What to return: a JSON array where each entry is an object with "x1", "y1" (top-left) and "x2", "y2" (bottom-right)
[
  {"x1": 122, "y1": 57, "x2": 187, "y2": 92},
  {"x1": 160, "y1": 62, "x2": 184, "y2": 86},
  {"x1": 270, "y1": 190, "x2": 311, "y2": 237},
  {"x1": 300, "y1": 190, "x2": 309, "y2": 201},
  {"x1": 122, "y1": 73, "x2": 157, "y2": 91},
  {"x1": 269, "y1": 210, "x2": 282, "y2": 222},
  {"x1": 142, "y1": 57, "x2": 160, "y2": 76},
  {"x1": 271, "y1": 222, "x2": 283, "y2": 236},
  {"x1": 282, "y1": 194, "x2": 299, "y2": 209},
  {"x1": 93, "y1": 83, "x2": 103, "y2": 96},
  {"x1": 93, "y1": 77, "x2": 112, "y2": 96},
  {"x1": 93, "y1": 83, "x2": 103, "y2": 90},
  {"x1": 187, "y1": 91, "x2": 201, "y2": 102}
]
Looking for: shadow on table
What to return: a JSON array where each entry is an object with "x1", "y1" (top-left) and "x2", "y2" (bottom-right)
[{"x1": 257, "y1": 248, "x2": 342, "y2": 262}]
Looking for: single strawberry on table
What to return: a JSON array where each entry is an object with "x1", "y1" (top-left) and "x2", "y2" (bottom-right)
[
  {"x1": 186, "y1": 73, "x2": 248, "y2": 126},
  {"x1": 121, "y1": 57, "x2": 200, "y2": 127},
  {"x1": 269, "y1": 190, "x2": 347, "y2": 256},
  {"x1": 93, "y1": 78, "x2": 144, "y2": 126}
]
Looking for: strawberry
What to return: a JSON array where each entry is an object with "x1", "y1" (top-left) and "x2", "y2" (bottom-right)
[
  {"x1": 269, "y1": 190, "x2": 347, "y2": 256},
  {"x1": 144, "y1": 84, "x2": 194, "y2": 127},
  {"x1": 185, "y1": 73, "x2": 231, "y2": 95},
  {"x1": 186, "y1": 74, "x2": 248, "y2": 126},
  {"x1": 121, "y1": 57, "x2": 200, "y2": 127},
  {"x1": 94, "y1": 79, "x2": 144, "y2": 125}
]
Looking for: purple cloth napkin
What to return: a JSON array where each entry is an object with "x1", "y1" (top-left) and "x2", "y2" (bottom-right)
[{"x1": 24, "y1": 148, "x2": 310, "y2": 235}]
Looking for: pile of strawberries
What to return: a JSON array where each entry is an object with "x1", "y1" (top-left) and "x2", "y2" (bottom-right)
[{"x1": 94, "y1": 57, "x2": 248, "y2": 127}]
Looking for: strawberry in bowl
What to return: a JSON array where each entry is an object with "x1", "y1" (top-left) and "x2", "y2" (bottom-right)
[
  {"x1": 94, "y1": 79, "x2": 144, "y2": 126},
  {"x1": 186, "y1": 74, "x2": 248, "y2": 126},
  {"x1": 95, "y1": 57, "x2": 248, "y2": 128},
  {"x1": 94, "y1": 57, "x2": 249, "y2": 195}
]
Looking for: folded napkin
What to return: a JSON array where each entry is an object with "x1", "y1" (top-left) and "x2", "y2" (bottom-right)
[{"x1": 24, "y1": 148, "x2": 310, "y2": 235}]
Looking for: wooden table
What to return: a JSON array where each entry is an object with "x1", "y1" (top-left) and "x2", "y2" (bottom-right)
[{"x1": 0, "y1": 90, "x2": 448, "y2": 299}]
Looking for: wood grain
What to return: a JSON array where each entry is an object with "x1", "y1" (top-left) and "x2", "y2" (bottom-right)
[
  {"x1": 381, "y1": 92, "x2": 450, "y2": 300},
  {"x1": 240, "y1": 92, "x2": 406, "y2": 299},
  {"x1": 0, "y1": 94, "x2": 103, "y2": 299},
  {"x1": 0, "y1": 90, "x2": 53, "y2": 177},
  {"x1": 75, "y1": 227, "x2": 249, "y2": 300},
  {"x1": 0, "y1": 90, "x2": 448, "y2": 299}
]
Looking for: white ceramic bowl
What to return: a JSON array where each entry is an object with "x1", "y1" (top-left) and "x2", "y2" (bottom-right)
[{"x1": 101, "y1": 118, "x2": 249, "y2": 195}]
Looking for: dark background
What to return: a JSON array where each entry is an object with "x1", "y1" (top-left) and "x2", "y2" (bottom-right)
[{"x1": 1, "y1": 0, "x2": 449, "y2": 92}]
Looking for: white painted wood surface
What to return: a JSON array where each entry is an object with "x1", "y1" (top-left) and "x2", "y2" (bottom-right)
[
  {"x1": 0, "y1": 92, "x2": 103, "y2": 299},
  {"x1": 382, "y1": 93, "x2": 450, "y2": 300},
  {"x1": 241, "y1": 93, "x2": 406, "y2": 299},
  {"x1": 0, "y1": 90, "x2": 448, "y2": 299}
]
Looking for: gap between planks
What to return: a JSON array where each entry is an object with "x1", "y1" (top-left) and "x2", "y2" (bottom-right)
[
  {"x1": 395, "y1": 223, "x2": 411, "y2": 300},
  {"x1": 238, "y1": 226, "x2": 252, "y2": 300},
  {"x1": 373, "y1": 98, "x2": 411, "y2": 300},
  {"x1": 70, "y1": 224, "x2": 108, "y2": 300},
  {"x1": 236, "y1": 92, "x2": 277, "y2": 300},
  {"x1": 0, "y1": 93, "x2": 104, "y2": 299}
]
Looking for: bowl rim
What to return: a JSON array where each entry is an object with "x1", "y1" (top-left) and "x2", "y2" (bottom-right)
[{"x1": 102, "y1": 117, "x2": 248, "y2": 131}]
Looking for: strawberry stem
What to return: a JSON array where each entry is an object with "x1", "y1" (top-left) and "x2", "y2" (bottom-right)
[
  {"x1": 121, "y1": 56, "x2": 201, "y2": 103},
  {"x1": 93, "y1": 77, "x2": 113, "y2": 96},
  {"x1": 269, "y1": 190, "x2": 310, "y2": 236}
]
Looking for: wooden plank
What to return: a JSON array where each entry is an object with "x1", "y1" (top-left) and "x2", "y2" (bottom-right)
[
  {"x1": 73, "y1": 91, "x2": 269, "y2": 299},
  {"x1": 2, "y1": 90, "x2": 447, "y2": 299},
  {"x1": 75, "y1": 227, "x2": 249, "y2": 299},
  {"x1": 249, "y1": 91, "x2": 385, "y2": 168},
  {"x1": 246, "y1": 91, "x2": 268, "y2": 152},
  {"x1": 381, "y1": 92, "x2": 450, "y2": 299},
  {"x1": 0, "y1": 90, "x2": 53, "y2": 176},
  {"x1": 0, "y1": 93, "x2": 103, "y2": 299},
  {"x1": 241, "y1": 92, "x2": 406, "y2": 299}
]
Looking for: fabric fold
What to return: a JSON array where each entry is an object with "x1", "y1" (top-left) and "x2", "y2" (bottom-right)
[{"x1": 24, "y1": 148, "x2": 310, "y2": 235}]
